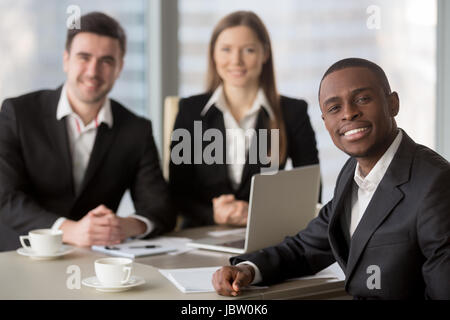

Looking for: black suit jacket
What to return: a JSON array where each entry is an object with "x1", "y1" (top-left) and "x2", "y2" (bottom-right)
[
  {"x1": 0, "y1": 87, "x2": 176, "y2": 251},
  {"x1": 169, "y1": 93, "x2": 319, "y2": 228},
  {"x1": 231, "y1": 131, "x2": 450, "y2": 299}
]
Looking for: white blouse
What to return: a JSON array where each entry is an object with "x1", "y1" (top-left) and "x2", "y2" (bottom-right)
[{"x1": 201, "y1": 85, "x2": 275, "y2": 190}]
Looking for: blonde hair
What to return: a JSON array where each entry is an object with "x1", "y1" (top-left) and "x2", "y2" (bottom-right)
[{"x1": 206, "y1": 11, "x2": 287, "y2": 164}]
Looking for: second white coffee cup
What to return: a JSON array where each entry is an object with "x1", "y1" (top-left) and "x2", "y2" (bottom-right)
[
  {"x1": 19, "y1": 229, "x2": 63, "y2": 255},
  {"x1": 94, "y1": 258, "x2": 133, "y2": 286}
]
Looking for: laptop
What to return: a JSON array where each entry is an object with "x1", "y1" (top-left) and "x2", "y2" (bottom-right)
[{"x1": 186, "y1": 164, "x2": 320, "y2": 254}]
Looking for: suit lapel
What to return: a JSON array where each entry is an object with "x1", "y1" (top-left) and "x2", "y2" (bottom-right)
[
  {"x1": 345, "y1": 131, "x2": 414, "y2": 282},
  {"x1": 201, "y1": 106, "x2": 230, "y2": 188},
  {"x1": 345, "y1": 185, "x2": 404, "y2": 284},
  {"x1": 237, "y1": 109, "x2": 270, "y2": 194},
  {"x1": 328, "y1": 160, "x2": 356, "y2": 272},
  {"x1": 43, "y1": 87, "x2": 74, "y2": 194}
]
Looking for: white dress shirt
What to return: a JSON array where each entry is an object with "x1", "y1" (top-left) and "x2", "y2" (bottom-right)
[
  {"x1": 51, "y1": 85, "x2": 153, "y2": 238},
  {"x1": 243, "y1": 130, "x2": 403, "y2": 284},
  {"x1": 201, "y1": 85, "x2": 275, "y2": 190}
]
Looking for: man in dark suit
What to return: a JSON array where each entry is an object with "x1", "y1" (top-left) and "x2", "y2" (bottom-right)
[
  {"x1": 212, "y1": 58, "x2": 450, "y2": 299},
  {"x1": 0, "y1": 12, "x2": 175, "y2": 251}
]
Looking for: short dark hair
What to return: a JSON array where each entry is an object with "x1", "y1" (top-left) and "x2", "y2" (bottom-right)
[
  {"x1": 65, "y1": 11, "x2": 126, "y2": 56},
  {"x1": 319, "y1": 58, "x2": 392, "y2": 98}
]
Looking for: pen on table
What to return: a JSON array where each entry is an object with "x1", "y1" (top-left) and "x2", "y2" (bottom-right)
[
  {"x1": 105, "y1": 246, "x2": 120, "y2": 250},
  {"x1": 128, "y1": 245, "x2": 160, "y2": 249},
  {"x1": 104, "y1": 245, "x2": 160, "y2": 250}
]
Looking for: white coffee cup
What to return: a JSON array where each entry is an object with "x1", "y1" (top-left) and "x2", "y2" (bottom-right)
[
  {"x1": 19, "y1": 229, "x2": 63, "y2": 255},
  {"x1": 94, "y1": 258, "x2": 133, "y2": 286}
]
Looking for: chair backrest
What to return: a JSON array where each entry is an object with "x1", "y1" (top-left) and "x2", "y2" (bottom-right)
[{"x1": 163, "y1": 96, "x2": 180, "y2": 181}]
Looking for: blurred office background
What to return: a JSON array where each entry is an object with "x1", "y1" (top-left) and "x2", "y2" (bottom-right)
[{"x1": 1, "y1": 0, "x2": 449, "y2": 208}]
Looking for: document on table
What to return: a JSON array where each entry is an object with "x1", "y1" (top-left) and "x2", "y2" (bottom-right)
[
  {"x1": 91, "y1": 236, "x2": 193, "y2": 258},
  {"x1": 159, "y1": 262, "x2": 344, "y2": 294},
  {"x1": 159, "y1": 266, "x2": 268, "y2": 293}
]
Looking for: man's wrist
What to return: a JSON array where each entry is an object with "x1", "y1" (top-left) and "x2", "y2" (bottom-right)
[
  {"x1": 51, "y1": 217, "x2": 67, "y2": 231},
  {"x1": 236, "y1": 263, "x2": 255, "y2": 283},
  {"x1": 122, "y1": 217, "x2": 147, "y2": 238},
  {"x1": 242, "y1": 263, "x2": 255, "y2": 282},
  {"x1": 236, "y1": 261, "x2": 262, "y2": 284},
  {"x1": 59, "y1": 219, "x2": 76, "y2": 244}
]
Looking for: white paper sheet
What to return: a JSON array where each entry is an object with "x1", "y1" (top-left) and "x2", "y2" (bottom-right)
[
  {"x1": 159, "y1": 266, "x2": 268, "y2": 293},
  {"x1": 159, "y1": 262, "x2": 344, "y2": 294}
]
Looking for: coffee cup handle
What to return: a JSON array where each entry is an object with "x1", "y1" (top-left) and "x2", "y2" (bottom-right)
[
  {"x1": 121, "y1": 267, "x2": 132, "y2": 284},
  {"x1": 20, "y1": 235, "x2": 31, "y2": 250}
]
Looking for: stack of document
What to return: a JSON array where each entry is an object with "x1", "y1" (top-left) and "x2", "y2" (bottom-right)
[{"x1": 92, "y1": 237, "x2": 192, "y2": 258}]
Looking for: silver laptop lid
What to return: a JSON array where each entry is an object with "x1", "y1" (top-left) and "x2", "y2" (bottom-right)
[
  {"x1": 244, "y1": 164, "x2": 320, "y2": 252},
  {"x1": 186, "y1": 164, "x2": 320, "y2": 254}
]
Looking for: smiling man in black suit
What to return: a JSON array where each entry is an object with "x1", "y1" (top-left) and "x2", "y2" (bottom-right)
[
  {"x1": 0, "y1": 12, "x2": 175, "y2": 251},
  {"x1": 212, "y1": 58, "x2": 450, "y2": 299}
]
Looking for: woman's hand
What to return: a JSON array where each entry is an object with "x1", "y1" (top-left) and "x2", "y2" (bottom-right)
[{"x1": 212, "y1": 195, "x2": 248, "y2": 226}]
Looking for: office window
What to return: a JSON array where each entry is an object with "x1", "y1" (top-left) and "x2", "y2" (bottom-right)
[
  {"x1": 178, "y1": 0, "x2": 436, "y2": 202},
  {"x1": 0, "y1": 0, "x2": 148, "y2": 117}
]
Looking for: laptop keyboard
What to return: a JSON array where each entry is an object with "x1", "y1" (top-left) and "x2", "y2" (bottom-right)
[{"x1": 220, "y1": 239, "x2": 245, "y2": 249}]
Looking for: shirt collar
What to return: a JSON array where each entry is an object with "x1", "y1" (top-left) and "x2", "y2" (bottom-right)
[
  {"x1": 354, "y1": 129, "x2": 403, "y2": 192},
  {"x1": 56, "y1": 84, "x2": 113, "y2": 128},
  {"x1": 200, "y1": 85, "x2": 275, "y2": 120}
]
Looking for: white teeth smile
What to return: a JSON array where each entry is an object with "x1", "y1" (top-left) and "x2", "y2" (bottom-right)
[{"x1": 344, "y1": 127, "x2": 369, "y2": 136}]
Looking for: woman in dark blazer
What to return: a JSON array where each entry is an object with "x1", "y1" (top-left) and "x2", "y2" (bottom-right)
[{"x1": 169, "y1": 11, "x2": 319, "y2": 228}]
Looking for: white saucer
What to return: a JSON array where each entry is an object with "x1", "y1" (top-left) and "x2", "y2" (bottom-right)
[
  {"x1": 82, "y1": 276, "x2": 146, "y2": 292},
  {"x1": 16, "y1": 245, "x2": 75, "y2": 260}
]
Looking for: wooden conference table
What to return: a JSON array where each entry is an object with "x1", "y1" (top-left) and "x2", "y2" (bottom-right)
[{"x1": 0, "y1": 225, "x2": 349, "y2": 300}]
